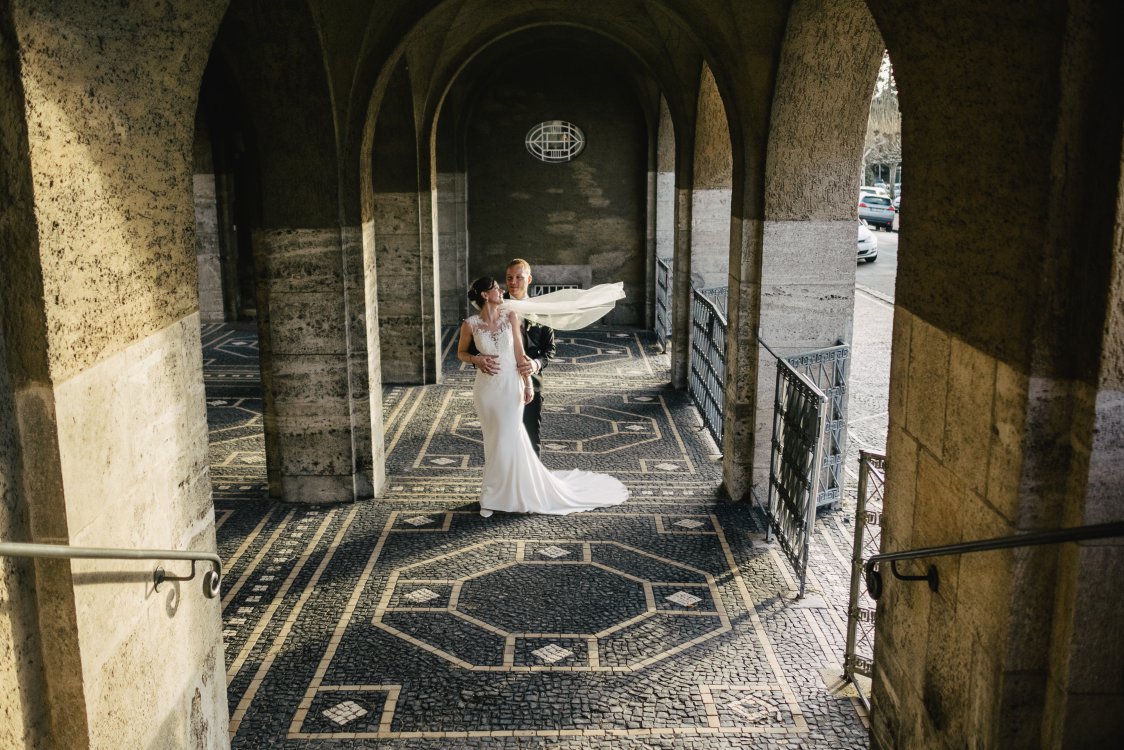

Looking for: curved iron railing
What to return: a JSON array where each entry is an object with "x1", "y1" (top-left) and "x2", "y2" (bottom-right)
[
  {"x1": 0, "y1": 541, "x2": 222, "y2": 598},
  {"x1": 864, "y1": 521, "x2": 1124, "y2": 600}
]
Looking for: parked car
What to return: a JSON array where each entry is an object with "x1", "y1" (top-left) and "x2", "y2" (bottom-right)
[
  {"x1": 892, "y1": 194, "x2": 901, "y2": 212},
  {"x1": 859, "y1": 185, "x2": 889, "y2": 198},
  {"x1": 858, "y1": 194, "x2": 896, "y2": 231},
  {"x1": 857, "y1": 220, "x2": 878, "y2": 263}
]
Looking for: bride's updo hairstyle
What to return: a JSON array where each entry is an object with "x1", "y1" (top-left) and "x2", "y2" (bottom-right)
[{"x1": 467, "y1": 276, "x2": 498, "y2": 308}]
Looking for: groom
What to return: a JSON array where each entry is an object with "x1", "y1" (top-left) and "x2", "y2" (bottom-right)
[
  {"x1": 470, "y1": 258, "x2": 556, "y2": 455},
  {"x1": 504, "y1": 258, "x2": 556, "y2": 455}
]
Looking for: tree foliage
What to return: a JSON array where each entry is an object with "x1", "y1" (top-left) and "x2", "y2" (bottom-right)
[{"x1": 863, "y1": 53, "x2": 901, "y2": 184}]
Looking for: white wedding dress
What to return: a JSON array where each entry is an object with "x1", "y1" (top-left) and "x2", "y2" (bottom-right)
[{"x1": 468, "y1": 313, "x2": 629, "y2": 515}]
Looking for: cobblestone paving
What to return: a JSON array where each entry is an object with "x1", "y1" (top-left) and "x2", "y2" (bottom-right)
[{"x1": 207, "y1": 324, "x2": 871, "y2": 748}]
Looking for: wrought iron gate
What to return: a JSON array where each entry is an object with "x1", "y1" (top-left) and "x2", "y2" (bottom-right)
[
  {"x1": 654, "y1": 257, "x2": 672, "y2": 350},
  {"x1": 765, "y1": 357, "x2": 828, "y2": 597},
  {"x1": 688, "y1": 288, "x2": 727, "y2": 449},
  {"x1": 843, "y1": 450, "x2": 885, "y2": 706},
  {"x1": 786, "y1": 344, "x2": 849, "y2": 509}
]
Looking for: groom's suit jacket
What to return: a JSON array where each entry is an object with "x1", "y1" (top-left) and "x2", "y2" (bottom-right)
[{"x1": 520, "y1": 316, "x2": 556, "y2": 393}]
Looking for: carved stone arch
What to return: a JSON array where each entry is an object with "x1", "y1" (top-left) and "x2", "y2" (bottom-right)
[{"x1": 751, "y1": 0, "x2": 884, "y2": 492}]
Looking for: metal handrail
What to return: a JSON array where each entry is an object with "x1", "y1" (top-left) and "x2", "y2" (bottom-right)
[
  {"x1": 0, "y1": 541, "x2": 222, "y2": 598},
  {"x1": 864, "y1": 521, "x2": 1124, "y2": 600}
]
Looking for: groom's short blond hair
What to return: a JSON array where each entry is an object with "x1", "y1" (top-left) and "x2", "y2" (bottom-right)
[{"x1": 507, "y1": 258, "x2": 532, "y2": 275}]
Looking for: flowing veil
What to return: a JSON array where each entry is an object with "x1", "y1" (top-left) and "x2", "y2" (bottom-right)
[{"x1": 502, "y1": 282, "x2": 625, "y2": 331}]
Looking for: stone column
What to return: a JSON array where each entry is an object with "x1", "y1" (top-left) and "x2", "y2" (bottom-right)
[
  {"x1": 193, "y1": 172, "x2": 225, "y2": 323},
  {"x1": 193, "y1": 123, "x2": 225, "y2": 323},
  {"x1": 254, "y1": 229, "x2": 365, "y2": 502},
  {"x1": 372, "y1": 64, "x2": 439, "y2": 385},
  {"x1": 437, "y1": 169, "x2": 469, "y2": 323},
  {"x1": 342, "y1": 226, "x2": 379, "y2": 498},
  {"x1": 655, "y1": 98, "x2": 677, "y2": 340},
  {"x1": 753, "y1": 0, "x2": 883, "y2": 499},
  {"x1": 670, "y1": 184, "x2": 693, "y2": 390},
  {"x1": 722, "y1": 211, "x2": 763, "y2": 503}
]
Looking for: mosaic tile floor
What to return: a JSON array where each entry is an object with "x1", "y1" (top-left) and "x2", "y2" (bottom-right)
[{"x1": 205, "y1": 323, "x2": 871, "y2": 748}]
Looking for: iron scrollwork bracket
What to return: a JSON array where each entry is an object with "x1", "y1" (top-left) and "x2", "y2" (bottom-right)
[
  {"x1": 864, "y1": 560, "x2": 939, "y2": 600},
  {"x1": 154, "y1": 559, "x2": 222, "y2": 598}
]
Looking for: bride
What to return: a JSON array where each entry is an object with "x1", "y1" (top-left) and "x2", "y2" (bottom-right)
[{"x1": 457, "y1": 276, "x2": 630, "y2": 516}]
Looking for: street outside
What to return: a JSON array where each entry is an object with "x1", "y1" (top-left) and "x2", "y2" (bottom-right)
[
  {"x1": 856, "y1": 219, "x2": 897, "y2": 301},
  {"x1": 843, "y1": 223, "x2": 896, "y2": 490}
]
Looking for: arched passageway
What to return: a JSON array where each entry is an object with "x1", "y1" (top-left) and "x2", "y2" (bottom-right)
[{"x1": 1, "y1": 1, "x2": 1121, "y2": 748}]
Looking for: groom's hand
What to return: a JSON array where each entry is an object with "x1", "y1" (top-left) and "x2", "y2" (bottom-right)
[
  {"x1": 474, "y1": 354, "x2": 500, "y2": 375},
  {"x1": 517, "y1": 355, "x2": 536, "y2": 377}
]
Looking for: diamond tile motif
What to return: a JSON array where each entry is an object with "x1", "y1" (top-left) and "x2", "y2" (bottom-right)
[
  {"x1": 624, "y1": 425, "x2": 646, "y2": 431},
  {"x1": 538, "y1": 545, "x2": 570, "y2": 558},
  {"x1": 323, "y1": 700, "x2": 368, "y2": 726},
  {"x1": 655, "y1": 462, "x2": 681, "y2": 471},
  {"x1": 404, "y1": 588, "x2": 440, "y2": 603},
  {"x1": 403, "y1": 515, "x2": 436, "y2": 526},
  {"x1": 430, "y1": 458, "x2": 456, "y2": 466},
  {"x1": 531, "y1": 644, "x2": 575, "y2": 664},
  {"x1": 544, "y1": 443, "x2": 566, "y2": 450},
  {"x1": 634, "y1": 396, "x2": 654, "y2": 401},
  {"x1": 728, "y1": 694, "x2": 782, "y2": 724},
  {"x1": 666, "y1": 591, "x2": 702, "y2": 607},
  {"x1": 674, "y1": 519, "x2": 705, "y2": 529}
]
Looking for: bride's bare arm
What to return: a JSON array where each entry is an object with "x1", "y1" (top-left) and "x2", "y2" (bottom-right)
[
  {"x1": 509, "y1": 311, "x2": 534, "y2": 404},
  {"x1": 458, "y1": 320, "x2": 499, "y2": 374}
]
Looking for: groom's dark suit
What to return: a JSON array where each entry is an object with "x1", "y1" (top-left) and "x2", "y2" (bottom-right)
[{"x1": 519, "y1": 315, "x2": 556, "y2": 456}]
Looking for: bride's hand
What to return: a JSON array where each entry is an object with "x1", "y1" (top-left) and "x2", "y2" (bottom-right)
[{"x1": 522, "y1": 385, "x2": 533, "y2": 405}]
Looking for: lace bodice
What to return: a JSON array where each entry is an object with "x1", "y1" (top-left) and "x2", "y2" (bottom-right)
[{"x1": 468, "y1": 314, "x2": 517, "y2": 372}]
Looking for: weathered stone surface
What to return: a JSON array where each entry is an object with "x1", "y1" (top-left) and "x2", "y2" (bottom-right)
[
  {"x1": 260, "y1": 293, "x2": 348, "y2": 355},
  {"x1": 904, "y1": 316, "x2": 950, "y2": 459},
  {"x1": 53, "y1": 316, "x2": 225, "y2": 749},
  {"x1": 255, "y1": 229, "x2": 345, "y2": 294},
  {"x1": 193, "y1": 173, "x2": 224, "y2": 323},
  {"x1": 943, "y1": 337, "x2": 997, "y2": 497}
]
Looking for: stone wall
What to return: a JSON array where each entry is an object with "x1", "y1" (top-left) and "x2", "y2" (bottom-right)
[
  {"x1": 466, "y1": 49, "x2": 647, "y2": 326},
  {"x1": 865, "y1": 0, "x2": 1124, "y2": 744},
  {"x1": 691, "y1": 66, "x2": 733, "y2": 291},
  {"x1": 2, "y1": 2, "x2": 230, "y2": 747}
]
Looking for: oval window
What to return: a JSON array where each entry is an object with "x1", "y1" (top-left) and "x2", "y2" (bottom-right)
[{"x1": 525, "y1": 121, "x2": 585, "y2": 163}]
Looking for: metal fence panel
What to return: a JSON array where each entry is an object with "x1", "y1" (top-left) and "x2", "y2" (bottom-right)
[
  {"x1": 688, "y1": 289, "x2": 727, "y2": 450},
  {"x1": 655, "y1": 258, "x2": 672, "y2": 349},
  {"x1": 844, "y1": 450, "x2": 885, "y2": 698},
  {"x1": 765, "y1": 359, "x2": 828, "y2": 597},
  {"x1": 786, "y1": 344, "x2": 849, "y2": 508}
]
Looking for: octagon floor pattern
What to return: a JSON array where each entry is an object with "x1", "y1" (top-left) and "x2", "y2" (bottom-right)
[{"x1": 205, "y1": 323, "x2": 871, "y2": 749}]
